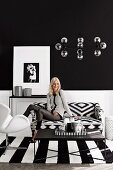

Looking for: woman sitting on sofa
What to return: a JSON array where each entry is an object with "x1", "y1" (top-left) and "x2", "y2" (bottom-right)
[{"x1": 24, "y1": 77, "x2": 73, "y2": 141}]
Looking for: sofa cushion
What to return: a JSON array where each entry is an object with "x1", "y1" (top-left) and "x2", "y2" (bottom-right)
[
  {"x1": 34, "y1": 102, "x2": 47, "y2": 109},
  {"x1": 32, "y1": 102, "x2": 103, "y2": 130},
  {"x1": 35, "y1": 102, "x2": 99, "y2": 119},
  {"x1": 68, "y1": 102, "x2": 98, "y2": 119}
]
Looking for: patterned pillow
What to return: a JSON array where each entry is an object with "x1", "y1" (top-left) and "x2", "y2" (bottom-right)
[
  {"x1": 94, "y1": 104, "x2": 103, "y2": 120},
  {"x1": 33, "y1": 102, "x2": 101, "y2": 119},
  {"x1": 33, "y1": 102, "x2": 47, "y2": 109},
  {"x1": 68, "y1": 102, "x2": 99, "y2": 119}
]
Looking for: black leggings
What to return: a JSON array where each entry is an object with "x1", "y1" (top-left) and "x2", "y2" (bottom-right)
[{"x1": 24, "y1": 104, "x2": 62, "y2": 130}]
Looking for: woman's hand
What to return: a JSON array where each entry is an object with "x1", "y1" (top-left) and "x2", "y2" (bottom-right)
[
  {"x1": 70, "y1": 115, "x2": 80, "y2": 120},
  {"x1": 69, "y1": 116, "x2": 74, "y2": 122},
  {"x1": 69, "y1": 115, "x2": 81, "y2": 122}
]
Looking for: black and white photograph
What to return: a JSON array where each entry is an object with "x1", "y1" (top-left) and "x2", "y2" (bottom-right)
[
  {"x1": 23, "y1": 63, "x2": 39, "y2": 83},
  {"x1": 13, "y1": 46, "x2": 50, "y2": 95}
]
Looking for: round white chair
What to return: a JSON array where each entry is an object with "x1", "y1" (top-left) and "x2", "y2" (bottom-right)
[{"x1": 0, "y1": 103, "x2": 30, "y2": 152}]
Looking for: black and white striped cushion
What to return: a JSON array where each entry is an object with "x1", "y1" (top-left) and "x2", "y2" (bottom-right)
[
  {"x1": 68, "y1": 102, "x2": 99, "y2": 119},
  {"x1": 34, "y1": 102, "x2": 47, "y2": 109},
  {"x1": 36, "y1": 102, "x2": 99, "y2": 118}
]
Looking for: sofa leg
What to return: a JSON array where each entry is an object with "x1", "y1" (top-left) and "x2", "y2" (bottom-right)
[{"x1": 6, "y1": 133, "x2": 9, "y2": 147}]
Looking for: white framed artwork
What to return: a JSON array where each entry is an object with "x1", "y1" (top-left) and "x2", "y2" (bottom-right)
[{"x1": 13, "y1": 46, "x2": 50, "y2": 95}]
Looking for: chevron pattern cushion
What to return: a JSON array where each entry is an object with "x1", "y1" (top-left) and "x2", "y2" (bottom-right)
[
  {"x1": 68, "y1": 102, "x2": 99, "y2": 119},
  {"x1": 36, "y1": 102, "x2": 100, "y2": 118}
]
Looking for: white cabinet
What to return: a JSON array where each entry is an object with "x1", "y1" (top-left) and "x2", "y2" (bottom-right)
[{"x1": 9, "y1": 96, "x2": 47, "y2": 116}]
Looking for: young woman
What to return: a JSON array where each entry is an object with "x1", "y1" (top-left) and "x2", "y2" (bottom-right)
[{"x1": 24, "y1": 77, "x2": 73, "y2": 141}]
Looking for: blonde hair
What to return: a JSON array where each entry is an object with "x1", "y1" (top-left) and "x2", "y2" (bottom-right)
[{"x1": 49, "y1": 77, "x2": 61, "y2": 95}]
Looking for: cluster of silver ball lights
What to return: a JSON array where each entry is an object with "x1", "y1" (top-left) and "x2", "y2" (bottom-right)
[
  {"x1": 94, "y1": 37, "x2": 107, "y2": 56},
  {"x1": 55, "y1": 36, "x2": 107, "y2": 59},
  {"x1": 55, "y1": 37, "x2": 68, "y2": 57},
  {"x1": 77, "y1": 37, "x2": 84, "y2": 60}
]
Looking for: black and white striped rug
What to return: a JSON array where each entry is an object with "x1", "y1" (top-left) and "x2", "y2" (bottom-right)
[{"x1": 0, "y1": 136, "x2": 113, "y2": 164}]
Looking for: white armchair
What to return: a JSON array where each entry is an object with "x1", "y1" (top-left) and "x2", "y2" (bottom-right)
[{"x1": 0, "y1": 103, "x2": 30, "y2": 152}]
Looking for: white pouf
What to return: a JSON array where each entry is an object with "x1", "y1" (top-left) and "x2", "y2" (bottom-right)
[{"x1": 105, "y1": 116, "x2": 113, "y2": 140}]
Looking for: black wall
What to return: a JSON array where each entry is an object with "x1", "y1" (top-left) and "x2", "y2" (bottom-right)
[{"x1": 0, "y1": 0, "x2": 113, "y2": 90}]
